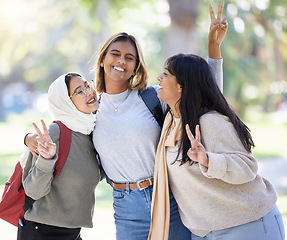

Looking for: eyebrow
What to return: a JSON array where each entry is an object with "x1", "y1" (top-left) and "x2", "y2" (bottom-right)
[
  {"x1": 164, "y1": 68, "x2": 172, "y2": 75},
  {"x1": 72, "y1": 81, "x2": 88, "y2": 93},
  {"x1": 110, "y1": 49, "x2": 136, "y2": 59}
]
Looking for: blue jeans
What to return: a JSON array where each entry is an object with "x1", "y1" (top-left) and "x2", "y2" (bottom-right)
[
  {"x1": 112, "y1": 184, "x2": 191, "y2": 240},
  {"x1": 191, "y1": 205, "x2": 285, "y2": 240}
]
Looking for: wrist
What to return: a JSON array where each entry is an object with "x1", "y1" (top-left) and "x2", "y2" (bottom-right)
[
  {"x1": 41, "y1": 153, "x2": 56, "y2": 160},
  {"x1": 208, "y1": 44, "x2": 221, "y2": 59}
]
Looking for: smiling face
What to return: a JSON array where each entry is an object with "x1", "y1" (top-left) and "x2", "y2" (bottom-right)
[
  {"x1": 101, "y1": 40, "x2": 137, "y2": 93},
  {"x1": 157, "y1": 68, "x2": 182, "y2": 112},
  {"x1": 69, "y1": 76, "x2": 99, "y2": 114}
]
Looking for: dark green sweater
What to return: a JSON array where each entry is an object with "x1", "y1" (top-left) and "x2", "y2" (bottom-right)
[{"x1": 23, "y1": 122, "x2": 101, "y2": 228}]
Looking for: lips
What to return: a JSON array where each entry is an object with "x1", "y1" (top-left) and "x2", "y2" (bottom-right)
[
  {"x1": 113, "y1": 66, "x2": 125, "y2": 72},
  {"x1": 87, "y1": 97, "x2": 96, "y2": 104}
]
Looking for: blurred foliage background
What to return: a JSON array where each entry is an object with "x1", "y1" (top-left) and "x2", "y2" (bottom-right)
[
  {"x1": 1, "y1": 0, "x2": 287, "y2": 160},
  {"x1": 0, "y1": 0, "x2": 287, "y2": 121},
  {"x1": 0, "y1": 0, "x2": 287, "y2": 238}
]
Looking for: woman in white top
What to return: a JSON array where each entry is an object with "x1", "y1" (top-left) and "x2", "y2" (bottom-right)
[
  {"x1": 93, "y1": 3, "x2": 227, "y2": 240},
  {"x1": 25, "y1": 3, "x2": 227, "y2": 239}
]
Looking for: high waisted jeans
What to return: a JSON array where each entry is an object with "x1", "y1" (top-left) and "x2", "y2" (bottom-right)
[
  {"x1": 191, "y1": 205, "x2": 285, "y2": 240},
  {"x1": 112, "y1": 184, "x2": 191, "y2": 240}
]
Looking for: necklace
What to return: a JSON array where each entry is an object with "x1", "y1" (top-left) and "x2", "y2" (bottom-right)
[
  {"x1": 108, "y1": 101, "x2": 121, "y2": 112},
  {"x1": 105, "y1": 90, "x2": 130, "y2": 112}
]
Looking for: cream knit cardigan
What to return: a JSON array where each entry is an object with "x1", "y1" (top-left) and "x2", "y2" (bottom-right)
[{"x1": 148, "y1": 111, "x2": 277, "y2": 239}]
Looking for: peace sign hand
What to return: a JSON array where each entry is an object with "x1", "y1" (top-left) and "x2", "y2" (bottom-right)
[
  {"x1": 32, "y1": 120, "x2": 56, "y2": 160},
  {"x1": 186, "y1": 124, "x2": 209, "y2": 168},
  {"x1": 208, "y1": 2, "x2": 228, "y2": 46}
]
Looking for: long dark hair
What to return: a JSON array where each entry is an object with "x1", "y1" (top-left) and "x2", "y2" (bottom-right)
[{"x1": 165, "y1": 53, "x2": 255, "y2": 165}]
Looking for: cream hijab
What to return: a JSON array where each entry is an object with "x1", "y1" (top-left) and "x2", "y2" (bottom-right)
[{"x1": 48, "y1": 73, "x2": 96, "y2": 135}]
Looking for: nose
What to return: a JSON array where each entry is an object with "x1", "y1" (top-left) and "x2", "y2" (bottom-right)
[
  {"x1": 157, "y1": 74, "x2": 162, "y2": 82},
  {"x1": 85, "y1": 86, "x2": 93, "y2": 96},
  {"x1": 117, "y1": 55, "x2": 126, "y2": 64}
]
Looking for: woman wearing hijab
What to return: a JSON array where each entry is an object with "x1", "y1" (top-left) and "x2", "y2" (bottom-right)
[{"x1": 21, "y1": 73, "x2": 101, "y2": 240}]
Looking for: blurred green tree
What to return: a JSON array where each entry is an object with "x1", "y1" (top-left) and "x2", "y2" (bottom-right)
[
  {"x1": 0, "y1": 0, "x2": 286, "y2": 121},
  {"x1": 197, "y1": 0, "x2": 287, "y2": 116}
]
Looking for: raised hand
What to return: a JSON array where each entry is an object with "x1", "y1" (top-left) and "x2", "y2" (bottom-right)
[
  {"x1": 25, "y1": 133, "x2": 39, "y2": 158},
  {"x1": 32, "y1": 120, "x2": 56, "y2": 159},
  {"x1": 208, "y1": 2, "x2": 228, "y2": 46},
  {"x1": 186, "y1": 124, "x2": 209, "y2": 167}
]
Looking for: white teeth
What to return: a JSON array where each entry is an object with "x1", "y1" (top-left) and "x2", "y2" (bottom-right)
[
  {"x1": 114, "y1": 66, "x2": 124, "y2": 72},
  {"x1": 88, "y1": 98, "x2": 94, "y2": 104}
]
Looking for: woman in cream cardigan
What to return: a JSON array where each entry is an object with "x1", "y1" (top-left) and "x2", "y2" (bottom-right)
[{"x1": 148, "y1": 54, "x2": 285, "y2": 240}]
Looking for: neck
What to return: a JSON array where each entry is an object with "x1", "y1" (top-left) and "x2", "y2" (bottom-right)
[
  {"x1": 104, "y1": 79, "x2": 129, "y2": 94},
  {"x1": 170, "y1": 104, "x2": 181, "y2": 118}
]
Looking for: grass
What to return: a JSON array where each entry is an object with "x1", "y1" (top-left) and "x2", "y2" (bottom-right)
[
  {"x1": 244, "y1": 110, "x2": 287, "y2": 159},
  {"x1": 95, "y1": 181, "x2": 113, "y2": 209}
]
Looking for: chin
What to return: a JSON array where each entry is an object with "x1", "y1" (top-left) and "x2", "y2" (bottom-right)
[
  {"x1": 157, "y1": 92, "x2": 163, "y2": 100},
  {"x1": 158, "y1": 95, "x2": 168, "y2": 104}
]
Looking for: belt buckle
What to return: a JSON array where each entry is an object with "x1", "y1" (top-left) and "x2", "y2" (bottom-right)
[{"x1": 136, "y1": 177, "x2": 152, "y2": 191}]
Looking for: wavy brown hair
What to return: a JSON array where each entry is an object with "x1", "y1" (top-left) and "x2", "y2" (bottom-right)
[{"x1": 95, "y1": 32, "x2": 148, "y2": 93}]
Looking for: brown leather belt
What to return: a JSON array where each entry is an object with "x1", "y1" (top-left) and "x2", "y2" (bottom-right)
[{"x1": 112, "y1": 177, "x2": 154, "y2": 190}]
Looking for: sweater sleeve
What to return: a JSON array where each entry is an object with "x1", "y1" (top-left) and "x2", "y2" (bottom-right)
[
  {"x1": 22, "y1": 123, "x2": 60, "y2": 200},
  {"x1": 207, "y1": 57, "x2": 223, "y2": 92},
  {"x1": 199, "y1": 112, "x2": 258, "y2": 184}
]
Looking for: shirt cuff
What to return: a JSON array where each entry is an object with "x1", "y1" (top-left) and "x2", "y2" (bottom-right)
[
  {"x1": 36, "y1": 154, "x2": 58, "y2": 173},
  {"x1": 200, "y1": 152, "x2": 227, "y2": 179}
]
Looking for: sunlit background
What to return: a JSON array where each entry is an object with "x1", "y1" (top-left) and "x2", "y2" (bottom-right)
[{"x1": 0, "y1": 0, "x2": 286, "y2": 239}]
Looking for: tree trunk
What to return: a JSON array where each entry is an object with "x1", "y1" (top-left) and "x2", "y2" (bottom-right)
[
  {"x1": 165, "y1": 0, "x2": 199, "y2": 58},
  {"x1": 273, "y1": 39, "x2": 286, "y2": 82},
  {"x1": 0, "y1": 81, "x2": 5, "y2": 121}
]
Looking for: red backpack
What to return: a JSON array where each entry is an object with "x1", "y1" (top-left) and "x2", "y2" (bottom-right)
[{"x1": 0, "y1": 121, "x2": 72, "y2": 226}]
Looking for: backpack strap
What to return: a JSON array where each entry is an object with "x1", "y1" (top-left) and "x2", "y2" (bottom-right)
[
  {"x1": 139, "y1": 86, "x2": 164, "y2": 128},
  {"x1": 24, "y1": 122, "x2": 71, "y2": 214},
  {"x1": 53, "y1": 121, "x2": 72, "y2": 178},
  {"x1": 0, "y1": 121, "x2": 72, "y2": 226}
]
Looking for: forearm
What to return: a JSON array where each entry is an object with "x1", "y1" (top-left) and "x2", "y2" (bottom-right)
[
  {"x1": 199, "y1": 152, "x2": 258, "y2": 184},
  {"x1": 23, "y1": 155, "x2": 57, "y2": 200},
  {"x1": 208, "y1": 43, "x2": 221, "y2": 59}
]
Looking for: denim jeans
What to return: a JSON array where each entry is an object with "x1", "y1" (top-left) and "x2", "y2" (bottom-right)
[
  {"x1": 191, "y1": 205, "x2": 285, "y2": 240},
  {"x1": 112, "y1": 184, "x2": 191, "y2": 240}
]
